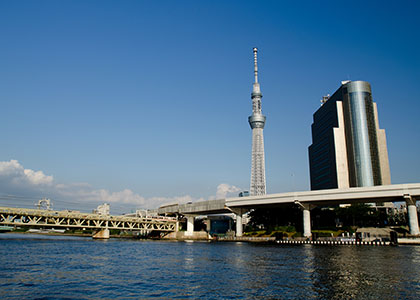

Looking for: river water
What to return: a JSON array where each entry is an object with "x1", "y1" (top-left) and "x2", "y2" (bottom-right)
[{"x1": 1, "y1": 233, "x2": 420, "y2": 299}]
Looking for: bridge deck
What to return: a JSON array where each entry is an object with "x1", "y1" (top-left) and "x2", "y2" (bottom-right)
[
  {"x1": 158, "y1": 199, "x2": 229, "y2": 215},
  {"x1": 0, "y1": 207, "x2": 177, "y2": 231},
  {"x1": 226, "y1": 183, "x2": 420, "y2": 208},
  {"x1": 157, "y1": 183, "x2": 420, "y2": 216}
]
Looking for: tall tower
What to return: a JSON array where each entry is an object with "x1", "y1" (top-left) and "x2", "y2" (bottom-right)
[{"x1": 248, "y1": 47, "x2": 267, "y2": 196}]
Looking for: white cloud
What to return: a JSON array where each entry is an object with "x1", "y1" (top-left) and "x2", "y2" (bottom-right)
[
  {"x1": 0, "y1": 160, "x2": 53, "y2": 186},
  {"x1": 0, "y1": 159, "x2": 22, "y2": 176},
  {"x1": 23, "y1": 169, "x2": 54, "y2": 185},
  {"x1": 215, "y1": 183, "x2": 241, "y2": 199},
  {"x1": 93, "y1": 189, "x2": 146, "y2": 205},
  {"x1": 0, "y1": 159, "x2": 230, "y2": 213}
]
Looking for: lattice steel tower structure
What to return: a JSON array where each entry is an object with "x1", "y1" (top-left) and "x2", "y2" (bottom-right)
[{"x1": 248, "y1": 47, "x2": 267, "y2": 196}]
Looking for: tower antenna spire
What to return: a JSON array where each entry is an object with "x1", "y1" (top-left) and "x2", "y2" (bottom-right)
[{"x1": 253, "y1": 47, "x2": 258, "y2": 83}]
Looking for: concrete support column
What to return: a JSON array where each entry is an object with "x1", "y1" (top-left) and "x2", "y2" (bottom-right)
[
  {"x1": 186, "y1": 215, "x2": 195, "y2": 236},
  {"x1": 236, "y1": 213, "x2": 243, "y2": 237},
  {"x1": 303, "y1": 208, "x2": 312, "y2": 238},
  {"x1": 295, "y1": 201, "x2": 313, "y2": 238},
  {"x1": 231, "y1": 208, "x2": 248, "y2": 237},
  {"x1": 405, "y1": 195, "x2": 420, "y2": 235},
  {"x1": 206, "y1": 219, "x2": 211, "y2": 233}
]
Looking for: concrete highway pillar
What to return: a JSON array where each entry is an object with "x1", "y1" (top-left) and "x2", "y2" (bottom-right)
[
  {"x1": 206, "y1": 218, "x2": 211, "y2": 233},
  {"x1": 186, "y1": 215, "x2": 195, "y2": 236},
  {"x1": 303, "y1": 208, "x2": 312, "y2": 238},
  {"x1": 230, "y1": 208, "x2": 247, "y2": 237},
  {"x1": 236, "y1": 213, "x2": 243, "y2": 237},
  {"x1": 405, "y1": 195, "x2": 420, "y2": 235},
  {"x1": 295, "y1": 201, "x2": 312, "y2": 238}
]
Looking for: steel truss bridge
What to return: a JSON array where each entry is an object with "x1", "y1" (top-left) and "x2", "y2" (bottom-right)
[{"x1": 0, "y1": 207, "x2": 177, "y2": 236}]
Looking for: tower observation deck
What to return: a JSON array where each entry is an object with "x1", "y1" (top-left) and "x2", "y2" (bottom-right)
[{"x1": 248, "y1": 48, "x2": 267, "y2": 196}]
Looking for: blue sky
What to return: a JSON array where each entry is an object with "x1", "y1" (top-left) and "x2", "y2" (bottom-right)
[{"x1": 0, "y1": 0, "x2": 419, "y2": 213}]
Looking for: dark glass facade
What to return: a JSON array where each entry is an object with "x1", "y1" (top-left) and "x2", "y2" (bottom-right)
[
  {"x1": 308, "y1": 94, "x2": 340, "y2": 190},
  {"x1": 309, "y1": 81, "x2": 383, "y2": 190}
]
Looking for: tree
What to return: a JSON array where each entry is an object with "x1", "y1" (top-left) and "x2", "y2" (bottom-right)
[
  {"x1": 248, "y1": 206, "x2": 302, "y2": 231},
  {"x1": 335, "y1": 204, "x2": 380, "y2": 227}
]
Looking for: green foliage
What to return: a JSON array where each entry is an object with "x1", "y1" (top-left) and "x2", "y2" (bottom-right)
[
  {"x1": 243, "y1": 230, "x2": 265, "y2": 236},
  {"x1": 12, "y1": 227, "x2": 28, "y2": 232},
  {"x1": 311, "y1": 230, "x2": 341, "y2": 237},
  {"x1": 243, "y1": 230, "x2": 295, "y2": 238},
  {"x1": 244, "y1": 224, "x2": 254, "y2": 233},
  {"x1": 246, "y1": 203, "x2": 401, "y2": 238},
  {"x1": 248, "y1": 207, "x2": 302, "y2": 231},
  {"x1": 274, "y1": 225, "x2": 296, "y2": 232},
  {"x1": 341, "y1": 226, "x2": 356, "y2": 234},
  {"x1": 335, "y1": 204, "x2": 381, "y2": 227},
  {"x1": 249, "y1": 203, "x2": 397, "y2": 233},
  {"x1": 292, "y1": 232, "x2": 302, "y2": 238}
]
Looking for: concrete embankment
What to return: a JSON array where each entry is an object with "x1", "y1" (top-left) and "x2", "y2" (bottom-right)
[
  {"x1": 215, "y1": 236, "x2": 276, "y2": 242},
  {"x1": 163, "y1": 231, "x2": 211, "y2": 240},
  {"x1": 276, "y1": 238, "x2": 420, "y2": 246},
  {"x1": 8, "y1": 231, "x2": 420, "y2": 245},
  {"x1": 397, "y1": 238, "x2": 420, "y2": 245},
  {"x1": 276, "y1": 240, "x2": 392, "y2": 246}
]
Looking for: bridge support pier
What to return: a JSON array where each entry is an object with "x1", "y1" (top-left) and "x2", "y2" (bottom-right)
[
  {"x1": 92, "y1": 228, "x2": 110, "y2": 239},
  {"x1": 303, "y1": 207, "x2": 311, "y2": 238},
  {"x1": 231, "y1": 208, "x2": 248, "y2": 237},
  {"x1": 295, "y1": 201, "x2": 313, "y2": 238},
  {"x1": 236, "y1": 213, "x2": 243, "y2": 237},
  {"x1": 186, "y1": 215, "x2": 195, "y2": 236},
  {"x1": 405, "y1": 195, "x2": 419, "y2": 235}
]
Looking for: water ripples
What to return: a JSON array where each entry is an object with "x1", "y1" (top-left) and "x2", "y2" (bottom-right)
[{"x1": 1, "y1": 234, "x2": 420, "y2": 299}]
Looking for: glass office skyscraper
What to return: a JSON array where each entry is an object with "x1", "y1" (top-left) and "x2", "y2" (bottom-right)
[{"x1": 308, "y1": 80, "x2": 391, "y2": 190}]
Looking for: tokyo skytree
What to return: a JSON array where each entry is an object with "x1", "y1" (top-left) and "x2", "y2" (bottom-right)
[{"x1": 248, "y1": 47, "x2": 266, "y2": 196}]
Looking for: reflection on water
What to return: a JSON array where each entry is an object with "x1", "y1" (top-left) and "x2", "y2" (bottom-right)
[{"x1": 1, "y1": 234, "x2": 420, "y2": 299}]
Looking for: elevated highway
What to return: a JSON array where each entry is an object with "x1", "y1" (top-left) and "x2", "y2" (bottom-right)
[
  {"x1": 158, "y1": 199, "x2": 229, "y2": 215},
  {"x1": 158, "y1": 183, "x2": 420, "y2": 237},
  {"x1": 226, "y1": 183, "x2": 420, "y2": 208}
]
